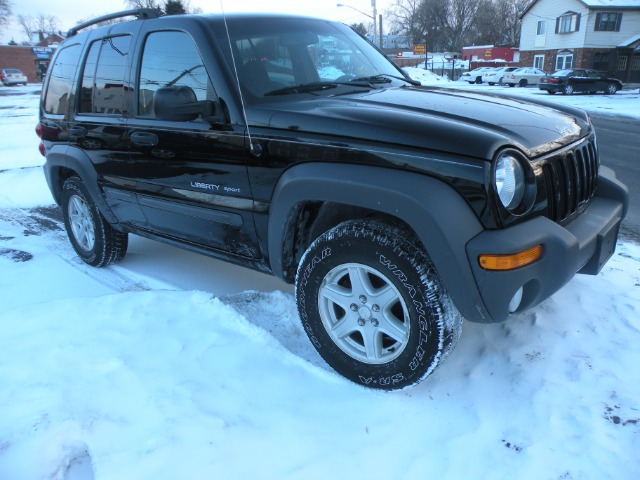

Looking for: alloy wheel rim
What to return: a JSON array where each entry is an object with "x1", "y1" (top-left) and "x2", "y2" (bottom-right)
[
  {"x1": 68, "y1": 194, "x2": 95, "y2": 251},
  {"x1": 318, "y1": 263, "x2": 410, "y2": 364}
]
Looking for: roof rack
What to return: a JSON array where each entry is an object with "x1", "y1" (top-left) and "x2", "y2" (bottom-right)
[{"x1": 67, "y1": 8, "x2": 160, "y2": 38}]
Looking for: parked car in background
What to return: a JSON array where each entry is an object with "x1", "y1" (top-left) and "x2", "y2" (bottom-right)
[
  {"x1": 538, "y1": 69, "x2": 623, "y2": 95},
  {"x1": 0, "y1": 68, "x2": 28, "y2": 86},
  {"x1": 505, "y1": 67, "x2": 545, "y2": 87},
  {"x1": 460, "y1": 67, "x2": 495, "y2": 84},
  {"x1": 482, "y1": 66, "x2": 518, "y2": 85}
]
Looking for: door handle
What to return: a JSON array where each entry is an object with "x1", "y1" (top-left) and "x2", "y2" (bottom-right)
[
  {"x1": 130, "y1": 132, "x2": 159, "y2": 147},
  {"x1": 68, "y1": 126, "x2": 86, "y2": 137}
]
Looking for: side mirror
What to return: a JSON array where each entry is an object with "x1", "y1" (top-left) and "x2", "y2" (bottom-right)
[{"x1": 153, "y1": 86, "x2": 216, "y2": 122}]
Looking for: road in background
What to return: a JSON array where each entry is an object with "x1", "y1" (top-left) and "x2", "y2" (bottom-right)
[{"x1": 591, "y1": 113, "x2": 639, "y2": 242}]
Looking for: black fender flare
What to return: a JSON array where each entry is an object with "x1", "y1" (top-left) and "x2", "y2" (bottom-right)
[
  {"x1": 267, "y1": 162, "x2": 492, "y2": 323},
  {"x1": 43, "y1": 145, "x2": 120, "y2": 225}
]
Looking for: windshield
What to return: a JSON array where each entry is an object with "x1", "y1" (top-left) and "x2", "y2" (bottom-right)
[{"x1": 213, "y1": 16, "x2": 410, "y2": 102}]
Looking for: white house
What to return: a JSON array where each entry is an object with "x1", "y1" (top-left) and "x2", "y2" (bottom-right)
[{"x1": 519, "y1": 0, "x2": 640, "y2": 82}]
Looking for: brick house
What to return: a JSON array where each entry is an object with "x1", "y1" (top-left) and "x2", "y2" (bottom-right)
[
  {"x1": 0, "y1": 32, "x2": 63, "y2": 84},
  {"x1": 519, "y1": 0, "x2": 640, "y2": 82}
]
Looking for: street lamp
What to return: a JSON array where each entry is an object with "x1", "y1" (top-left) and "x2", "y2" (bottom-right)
[{"x1": 337, "y1": 1, "x2": 378, "y2": 48}]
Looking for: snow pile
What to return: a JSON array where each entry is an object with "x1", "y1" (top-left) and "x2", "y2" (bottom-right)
[
  {"x1": 1, "y1": 85, "x2": 639, "y2": 480},
  {"x1": 403, "y1": 67, "x2": 451, "y2": 85}
]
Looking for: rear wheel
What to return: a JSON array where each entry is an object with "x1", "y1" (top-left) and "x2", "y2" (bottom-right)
[
  {"x1": 518, "y1": 79, "x2": 528, "y2": 87},
  {"x1": 295, "y1": 220, "x2": 462, "y2": 390},
  {"x1": 62, "y1": 177, "x2": 128, "y2": 267},
  {"x1": 563, "y1": 84, "x2": 574, "y2": 95}
]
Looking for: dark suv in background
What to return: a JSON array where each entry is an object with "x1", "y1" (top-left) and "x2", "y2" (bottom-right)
[{"x1": 37, "y1": 9, "x2": 628, "y2": 390}]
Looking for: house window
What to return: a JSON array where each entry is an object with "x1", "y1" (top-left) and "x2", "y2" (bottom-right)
[
  {"x1": 618, "y1": 56, "x2": 628, "y2": 71},
  {"x1": 556, "y1": 12, "x2": 580, "y2": 33},
  {"x1": 632, "y1": 55, "x2": 640, "y2": 71},
  {"x1": 595, "y1": 12, "x2": 623, "y2": 32},
  {"x1": 537, "y1": 20, "x2": 545, "y2": 35},
  {"x1": 556, "y1": 53, "x2": 573, "y2": 70},
  {"x1": 593, "y1": 52, "x2": 609, "y2": 71},
  {"x1": 534, "y1": 55, "x2": 544, "y2": 70},
  {"x1": 535, "y1": 20, "x2": 546, "y2": 47}
]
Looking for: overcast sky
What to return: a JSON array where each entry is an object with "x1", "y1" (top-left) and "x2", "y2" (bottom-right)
[{"x1": 2, "y1": 0, "x2": 394, "y2": 43}]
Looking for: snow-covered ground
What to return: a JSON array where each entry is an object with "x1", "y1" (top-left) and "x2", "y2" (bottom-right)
[{"x1": 0, "y1": 84, "x2": 639, "y2": 480}]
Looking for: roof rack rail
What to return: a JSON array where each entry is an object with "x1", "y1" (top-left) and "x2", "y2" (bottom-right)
[{"x1": 67, "y1": 8, "x2": 160, "y2": 38}]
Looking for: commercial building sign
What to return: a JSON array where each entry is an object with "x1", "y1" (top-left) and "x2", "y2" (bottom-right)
[
  {"x1": 32, "y1": 47, "x2": 54, "y2": 59},
  {"x1": 413, "y1": 44, "x2": 426, "y2": 55}
]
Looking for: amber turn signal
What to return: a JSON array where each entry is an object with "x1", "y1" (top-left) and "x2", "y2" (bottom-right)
[{"x1": 478, "y1": 245, "x2": 544, "y2": 271}]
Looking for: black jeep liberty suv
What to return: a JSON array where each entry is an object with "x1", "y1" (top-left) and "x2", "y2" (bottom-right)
[{"x1": 37, "y1": 9, "x2": 628, "y2": 390}]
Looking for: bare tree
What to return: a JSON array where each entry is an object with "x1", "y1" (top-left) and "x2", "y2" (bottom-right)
[
  {"x1": 390, "y1": 0, "x2": 529, "y2": 52},
  {"x1": 389, "y1": 0, "x2": 481, "y2": 51},
  {"x1": 1, "y1": 0, "x2": 12, "y2": 32},
  {"x1": 444, "y1": 0, "x2": 483, "y2": 51},
  {"x1": 17, "y1": 13, "x2": 59, "y2": 42},
  {"x1": 417, "y1": 0, "x2": 450, "y2": 51},
  {"x1": 500, "y1": 0, "x2": 530, "y2": 46},
  {"x1": 125, "y1": 0, "x2": 200, "y2": 14},
  {"x1": 387, "y1": 0, "x2": 426, "y2": 45},
  {"x1": 125, "y1": 0, "x2": 161, "y2": 9}
]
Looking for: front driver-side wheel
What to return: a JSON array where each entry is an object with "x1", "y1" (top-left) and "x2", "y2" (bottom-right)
[
  {"x1": 62, "y1": 176, "x2": 128, "y2": 267},
  {"x1": 295, "y1": 220, "x2": 462, "y2": 390}
]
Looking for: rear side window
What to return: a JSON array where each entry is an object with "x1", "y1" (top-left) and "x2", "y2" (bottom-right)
[
  {"x1": 79, "y1": 35, "x2": 132, "y2": 115},
  {"x1": 137, "y1": 31, "x2": 215, "y2": 118},
  {"x1": 43, "y1": 44, "x2": 81, "y2": 115}
]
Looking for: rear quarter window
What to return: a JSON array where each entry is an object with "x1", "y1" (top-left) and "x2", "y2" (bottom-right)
[{"x1": 43, "y1": 44, "x2": 81, "y2": 115}]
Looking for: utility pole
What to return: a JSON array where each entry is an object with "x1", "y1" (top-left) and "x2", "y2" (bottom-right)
[{"x1": 372, "y1": 0, "x2": 377, "y2": 48}]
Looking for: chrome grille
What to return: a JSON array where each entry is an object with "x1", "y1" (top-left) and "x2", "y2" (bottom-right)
[{"x1": 542, "y1": 138, "x2": 598, "y2": 223}]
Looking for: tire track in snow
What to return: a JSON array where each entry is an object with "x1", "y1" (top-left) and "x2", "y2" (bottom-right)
[{"x1": 0, "y1": 202, "x2": 149, "y2": 294}]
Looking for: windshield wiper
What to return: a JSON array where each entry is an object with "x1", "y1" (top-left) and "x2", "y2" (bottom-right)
[
  {"x1": 265, "y1": 82, "x2": 339, "y2": 96},
  {"x1": 264, "y1": 74, "x2": 418, "y2": 97},
  {"x1": 349, "y1": 73, "x2": 421, "y2": 86}
]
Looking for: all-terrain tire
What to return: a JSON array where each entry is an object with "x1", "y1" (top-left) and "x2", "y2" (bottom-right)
[
  {"x1": 295, "y1": 220, "x2": 462, "y2": 391},
  {"x1": 61, "y1": 177, "x2": 128, "y2": 267}
]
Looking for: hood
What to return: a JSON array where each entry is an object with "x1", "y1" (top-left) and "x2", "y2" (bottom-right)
[{"x1": 249, "y1": 86, "x2": 591, "y2": 160}]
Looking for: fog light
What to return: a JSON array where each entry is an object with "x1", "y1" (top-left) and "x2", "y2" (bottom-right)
[{"x1": 509, "y1": 287, "x2": 523, "y2": 313}]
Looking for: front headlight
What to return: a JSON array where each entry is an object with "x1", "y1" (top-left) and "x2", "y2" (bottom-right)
[{"x1": 495, "y1": 152, "x2": 525, "y2": 211}]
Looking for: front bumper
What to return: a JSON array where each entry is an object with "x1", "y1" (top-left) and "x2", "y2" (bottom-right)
[{"x1": 464, "y1": 166, "x2": 628, "y2": 323}]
